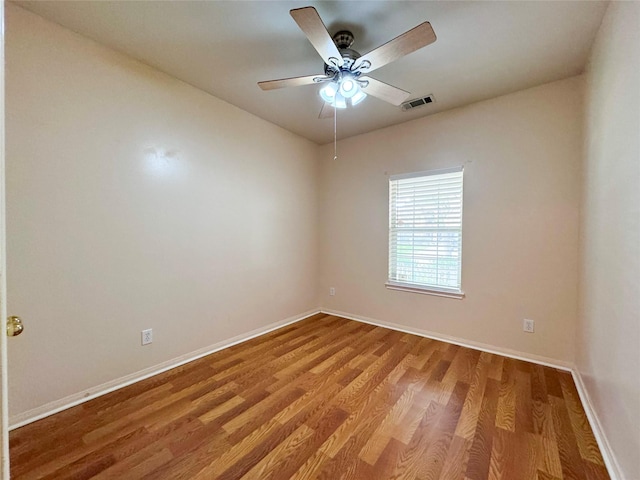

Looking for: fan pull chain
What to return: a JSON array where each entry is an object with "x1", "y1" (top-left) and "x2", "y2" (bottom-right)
[{"x1": 333, "y1": 103, "x2": 338, "y2": 161}]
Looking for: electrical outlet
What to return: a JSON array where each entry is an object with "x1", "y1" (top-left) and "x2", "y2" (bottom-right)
[
  {"x1": 142, "y1": 328, "x2": 153, "y2": 345},
  {"x1": 523, "y1": 319, "x2": 535, "y2": 333},
  {"x1": 329, "y1": 287, "x2": 335, "y2": 296}
]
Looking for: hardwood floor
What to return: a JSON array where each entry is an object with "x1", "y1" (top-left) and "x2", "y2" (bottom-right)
[{"x1": 10, "y1": 314, "x2": 609, "y2": 479}]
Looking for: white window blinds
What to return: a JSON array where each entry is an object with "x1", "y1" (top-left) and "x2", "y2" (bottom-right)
[{"x1": 388, "y1": 167, "x2": 464, "y2": 294}]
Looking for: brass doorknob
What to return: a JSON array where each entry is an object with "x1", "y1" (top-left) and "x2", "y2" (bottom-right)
[{"x1": 7, "y1": 316, "x2": 24, "y2": 337}]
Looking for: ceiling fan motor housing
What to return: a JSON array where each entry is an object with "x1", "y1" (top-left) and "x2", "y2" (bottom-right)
[
  {"x1": 324, "y1": 30, "x2": 362, "y2": 76},
  {"x1": 333, "y1": 30, "x2": 354, "y2": 49}
]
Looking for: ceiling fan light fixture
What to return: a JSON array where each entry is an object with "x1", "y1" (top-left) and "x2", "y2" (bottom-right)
[
  {"x1": 321, "y1": 73, "x2": 365, "y2": 108},
  {"x1": 333, "y1": 92, "x2": 347, "y2": 109},
  {"x1": 339, "y1": 77, "x2": 358, "y2": 98},
  {"x1": 351, "y1": 90, "x2": 367, "y2": 106},
  {"x1": 319, "y1": 82, "x2": 338, "y2": 103}
]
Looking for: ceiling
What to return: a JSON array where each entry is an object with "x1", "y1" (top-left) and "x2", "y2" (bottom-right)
[{"x1": 13, "y1": 1, "x2": 608, "y2": 145}]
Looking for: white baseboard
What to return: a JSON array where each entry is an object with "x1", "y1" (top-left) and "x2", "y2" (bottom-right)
[
  {"x1": 570, "y1": 370, "x2": 623, "y2": 480},
  {"x1": 9, "y1": 308, "x2": 321, "y2": 430},
  {"x1": 321, "y1": 308, "x2": 573, "y2": 371},
  {"x1": 9, "y1": 307, "x2": 621, "y2": 480},
  {"x1": 322, "y1": 308, "x2": 622, "y2": 479}
]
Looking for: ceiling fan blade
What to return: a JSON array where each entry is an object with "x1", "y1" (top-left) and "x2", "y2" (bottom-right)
[
  {"x1": 258, "y1": 74, "x2": 330, "y2": 91},
  {"x1": 319, "y1": 102, "x2": 335, "y2": 119},
  {"x1": 355, "y1": 22, "x2": 436, "y2": 73},
  {"x1": 360, "y1": 77, "x2": 411, "y2": 106},
  {"x1": 290, "y1": 7, "x2": 342, "y2": 68}
]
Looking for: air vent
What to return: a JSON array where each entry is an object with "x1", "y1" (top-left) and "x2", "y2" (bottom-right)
[{"x1": 401, "y1": 94, "x2": 435, "y2": 111}]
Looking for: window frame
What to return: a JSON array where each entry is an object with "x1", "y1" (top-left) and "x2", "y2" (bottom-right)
[{"x1": 386, "y1": 166, "x2": 465, "y2": 299}]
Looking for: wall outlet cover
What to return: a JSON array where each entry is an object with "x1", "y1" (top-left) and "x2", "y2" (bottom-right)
[
  {"x1": 523, "y1": 319, "x2": 535, "y2": 333},
  {"x1": 142, "y1": 328, "x2": 153, "y2": 345}
]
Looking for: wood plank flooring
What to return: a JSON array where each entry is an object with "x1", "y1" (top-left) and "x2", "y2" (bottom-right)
[{"x1": 10, "y1": 314, "x2": 610, "y2": 479}]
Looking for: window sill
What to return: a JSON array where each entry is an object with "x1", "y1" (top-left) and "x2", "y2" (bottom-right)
[{"x1": 385, "y1": 282, "x2": 465, "y2": 299}]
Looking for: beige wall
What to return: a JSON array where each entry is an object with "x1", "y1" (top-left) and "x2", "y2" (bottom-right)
[
  {"x1": 5, "y1": 4, "x2": 320, "y2": 418},
  {"x1": 579, "y1": 2, "x2": 640, "y2": 478},
  {"x1": 9, "y1": 9, "x2": 634, "y2": 474},
  {"x1": 319, "y1": 77, "x2": 583, "y2": 363}
]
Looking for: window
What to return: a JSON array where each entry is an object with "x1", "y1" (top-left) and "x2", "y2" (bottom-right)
[{"x1": 387, "y1": 166, "x2": 464, "y2": 298}]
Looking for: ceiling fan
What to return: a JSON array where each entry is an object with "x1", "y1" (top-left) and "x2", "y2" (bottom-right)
[{"x1": 258, "y1": 6, "x2": 437, "y2": 118}]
